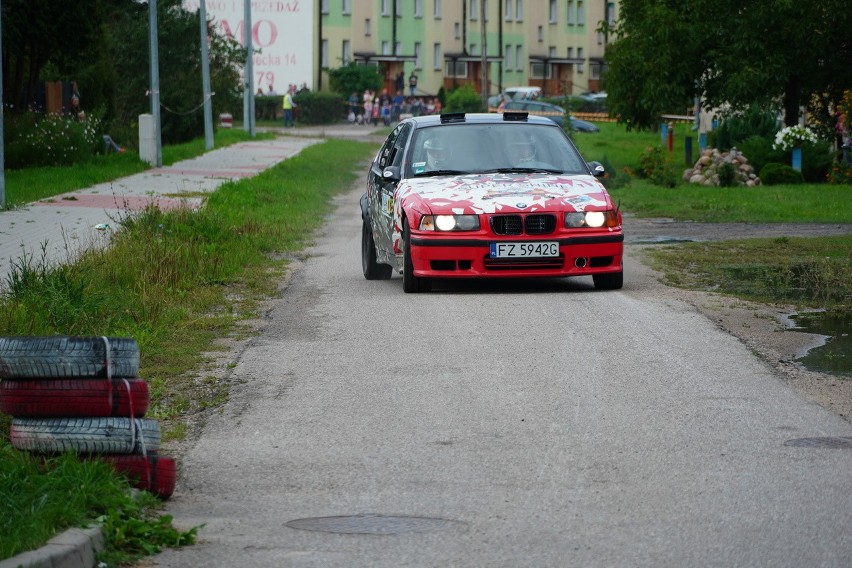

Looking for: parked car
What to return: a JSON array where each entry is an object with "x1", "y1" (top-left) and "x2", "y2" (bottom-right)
[
  {"x1": 487, "y1": 86, "x2": 542, "y2": 108},
  {"x1": 502, "y1": 100, "x2": 600, "y2": 132},
  {"x1": 360, "y1": 112, "x2": 624, "y2": 292}
]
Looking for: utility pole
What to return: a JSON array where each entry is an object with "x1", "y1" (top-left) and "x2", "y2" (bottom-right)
[
  {"x1": 149, "y1": 0, "x2": 163, "y2": 167},
  {"x1": 480, "y1": 0, "x2": 488, "y2": 110},
  {"x1": 199, "y1": 1, "x2": 214, "y2": 150},
  {"x1": 243, "y1": 0, "x2": 255, "y2": 136},
  {"x1": 0, "y1": 0, "x2": 5, "y2": 209}
]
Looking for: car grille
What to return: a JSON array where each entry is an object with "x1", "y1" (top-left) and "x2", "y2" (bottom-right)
[{"x1": 490, "y1": 214, "x2": 557, "y2": 235}]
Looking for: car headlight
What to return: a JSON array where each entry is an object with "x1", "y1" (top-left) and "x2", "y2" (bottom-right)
[
  {"x1": 564, "y1": 211, "x2": 618, "y2": 228},
  {"x1": 420, "y1": 214, "x2": 480, "y2": 231}
]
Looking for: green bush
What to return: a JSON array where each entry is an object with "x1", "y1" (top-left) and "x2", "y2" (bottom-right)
[
  {"x1": 760, "y1": 162, "x2": 804, "y2": 185},
  {"x1": 4, "y1": 111, "x2": 104, "y2": 169},
  {"x1": 800, "y1": 140, "x2": 834, "y2": 183},
  {"x1": 736, "y1": 135, "x2": 783, "y2": 175},
  {"x1": 718, "y1": 162, "x2": 737, "y2": 187},
  {"x1": 327, "y1": 62, "x2": 383, "y2": 98},
  {"x1": 710, "y1": 106, "x2": 779, "y2": 151},
  {"x1": 637, "y1": 145, "x2": 679, "y2": 188},
  {"x1": 292, "y1": 91, "x2": 346, "y2": 124},
  {"x1": 444, "y1": 84, "x2": 484, "y2": 113}
]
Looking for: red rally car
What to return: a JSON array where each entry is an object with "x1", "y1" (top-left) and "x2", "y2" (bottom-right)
[{"x1": 360, "y1": 112, "x2": 623, "y2": 293}]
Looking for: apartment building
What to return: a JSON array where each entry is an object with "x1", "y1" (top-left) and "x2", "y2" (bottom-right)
[{"x1": 319, "y1": 0, "x2": 617, "y2": 98}]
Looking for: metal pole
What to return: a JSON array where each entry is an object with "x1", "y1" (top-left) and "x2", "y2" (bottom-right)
[
  {"x1": 199, "y1": 1, "x2": 214, "y2": 149},
  {"x1": 244, "y1": 0, "x2": 255, "y2": 136},
  {"x1": 480, "y1": 0, "x2": 487, "y2": 110},
  {"x1": 149, "y1": 0, "x2": 163, "y2": 166},
  {"x1": 0, "y1": 0, "x2": 6, "y2": 209}
]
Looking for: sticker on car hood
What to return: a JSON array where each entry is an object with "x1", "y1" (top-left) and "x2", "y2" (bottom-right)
[{"x1": 399, "y1": 173, "x2": 609, "y2": 213}]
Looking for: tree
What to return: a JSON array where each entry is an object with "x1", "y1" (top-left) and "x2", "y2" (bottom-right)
[
  {"x1": 327, "y1": 62, "x2": 383, "y2": 99},
  {"x1": 604, "y1": 0, "x2": 852, "y2": 132}
]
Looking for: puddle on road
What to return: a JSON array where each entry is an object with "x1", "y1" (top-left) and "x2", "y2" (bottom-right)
[{"x1": 788, "y1": 310, "x2": 852, "y2": 378}]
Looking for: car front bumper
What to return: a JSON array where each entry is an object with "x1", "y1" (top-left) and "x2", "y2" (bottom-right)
[{"x1": 408, "y1": 234, "x2": 623, "y2": 278}]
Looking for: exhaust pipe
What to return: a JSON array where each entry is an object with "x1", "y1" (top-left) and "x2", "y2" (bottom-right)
[{"x1": 575, "y1": 257, "x2": 588, "y2": 268}]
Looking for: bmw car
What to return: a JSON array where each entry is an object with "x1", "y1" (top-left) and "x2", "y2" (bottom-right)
[{"x1": 360, "y1": 112, "x2": 623, "y2": 293}]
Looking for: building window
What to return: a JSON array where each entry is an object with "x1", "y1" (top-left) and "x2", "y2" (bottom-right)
[
  {"x1": 606, "y1": 1, "x2": 616, "y2": 25},
  {"x1": 414, "y1": 0, "x2": 423, "y2": 17},
  {"x1": 590, "y1": 62, "x2": 602, "y2": 80},
  {"x1": 321, "y1": 0, "x2": 329, "y2": 15},
  {"x1": 515, "y1": 44, "x2": 523, "y2": 71},
  {"x1": 577, "y1": 1, "x2": 585, "y2": 25},
  {"x1": 446, "y1": 61, "x2": 468, "y2": 78},
  {"x1": 342, "y1": 40, "x2": 351, "y2": 64},
  {"x1": 530, "y1": 62, "x2": 551, "y2": 79},
  {"x1": 549, "y1": 0, "x2": 557, "y2": 23},
  {"x1": 382, "y1": 41, "x2": 391, "y2": 55},
  {"x1": 504, "y1": 44, "x2": 513, "y2": 70},
  {"x1": 395, "y1": 41, "x2": 402, "y2": 56},
  {"x1": 321, "y1": 39, "x2": 329, "y2": 67},
  {"x1": 515, "y1": 0, "x2": 523, "y2": 21},
  {"x1": 567, "y1": 0, "x2": 574, "y2": 24},
  {"x1": 434, "y1": 0, "x2": 442, "y2": 19},
  {"x1": 470, "y1": 43, "x2": 479, "y2": 56},
  {"x1": 577, "y1": 47, "x2": 584, "y2": 73},
  {"x1": 597, "y1": 31, "x2": 604, "y2": 45},
  {"x1": 415, "y1": 42, "x2": 422, "y2": 69},
  {"x1": 364, "y1": 18, "x2": 371, "y2": 36},
  {"x1": 381, "y1": 0, "x2": 390, "y2": 16},
  {"x1": 433, "y1": 43, "x2": 442, "y2": 70},
  {"x1": 341, "y1": 0, "x2": 351, "y2": 15},
  {"x1": 537, "y1": 25, "x2": 543, "y2": 42},
  {"x1": 483, "y1": 0, "x2": 489, "y2": 22},
  {"x1": 567, "y1": 46, "x2": 573, "y2": 58},
  {"x1": 396, "y1": 0, "x2": 402, "y2": 17},
  {"x1": 504, "y1": 0, "x2": 512, "y2": 20},
  {"x1": 469, "y1": 0, "x2": 478, "y2": 20},
  {"x1": 454, "y1": 22, "x2": 461, "y2": 39}
]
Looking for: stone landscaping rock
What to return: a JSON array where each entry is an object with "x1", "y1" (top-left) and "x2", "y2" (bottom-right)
[{"x1": 683, "y1": 147, "x2": 761, "y2": 187}]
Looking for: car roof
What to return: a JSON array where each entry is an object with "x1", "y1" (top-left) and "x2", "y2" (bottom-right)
[{"x1": 404, "y1": 112, "x2": 559, "y2": 128}]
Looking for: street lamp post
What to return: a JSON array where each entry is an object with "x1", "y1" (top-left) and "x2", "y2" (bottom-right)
[
  {"x1": 199, "y1": 1, "x2": 214, "y2": 150},
  {"x1": 149, "y1": 0, "x2": 163, "y2": 167}
]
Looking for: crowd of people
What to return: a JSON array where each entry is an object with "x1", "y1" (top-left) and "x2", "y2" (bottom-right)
[{"x1": 346, "y1": 87, "x2": 442, "y2": 126}]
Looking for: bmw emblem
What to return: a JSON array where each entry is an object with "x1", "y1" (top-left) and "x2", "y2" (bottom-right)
[{"x1": 516, "y1": 202, "x2": 527, "y2": 209}]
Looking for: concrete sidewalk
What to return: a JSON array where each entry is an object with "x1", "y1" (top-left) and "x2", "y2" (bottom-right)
[{"x1": 0, "y1": 124, "x2": 384, "y2": 288}]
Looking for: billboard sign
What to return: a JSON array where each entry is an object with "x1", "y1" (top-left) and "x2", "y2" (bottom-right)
[{"x1": 183, "y1": 1, "x2": 314, "y2": 94}]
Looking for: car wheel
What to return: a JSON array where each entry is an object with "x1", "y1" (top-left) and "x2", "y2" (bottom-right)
[
  {"x1": 362, "y1": 219, "x2": 392, "y2": 280},
  {"x1": 402, "y1": 219, "x2": 432, "y2": 293},
  {"x1": 593, "y1": 271, "x2": 624, "y2": 290}
]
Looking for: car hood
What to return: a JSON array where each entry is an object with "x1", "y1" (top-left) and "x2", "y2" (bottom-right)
[{"x1": 399, "y1": 173, "x2": 611, "y2": 214}]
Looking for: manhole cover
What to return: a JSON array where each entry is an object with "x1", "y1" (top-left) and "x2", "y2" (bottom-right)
[
  {"x1": 285, "y1": 514, "x2": 461, "y2": 535},
  {"x1": 784, "y1": 437, "x2": 852, "y2": 449}
]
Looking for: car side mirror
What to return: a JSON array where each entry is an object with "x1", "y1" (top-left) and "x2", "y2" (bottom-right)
[
  {"x1": 588, "y1": 161, "x2": 606, "y2": 178},
  {"x1": 382, "y1": 166, "x2": 401, "y2": 182}
]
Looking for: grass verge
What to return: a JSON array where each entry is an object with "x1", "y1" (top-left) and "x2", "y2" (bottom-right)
[
  {"x1": 2, "y1": 129, "x2": 271, "y2": 209},
  {"x1": 0, "y1": 137, "x2": 377, "y2": 563}
]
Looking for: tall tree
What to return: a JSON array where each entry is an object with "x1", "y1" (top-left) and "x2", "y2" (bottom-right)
[{"x1": 604, "y1": 0, "x2": 852, "y2": 131}]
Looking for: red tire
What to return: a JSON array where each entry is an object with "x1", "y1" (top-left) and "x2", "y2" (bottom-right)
[
  {"x1": 97, "y1": 454, "x2": 176, "y2": 499},
  {"x1": 0, "y1": 379, "x2": 149, "y2": 417}
]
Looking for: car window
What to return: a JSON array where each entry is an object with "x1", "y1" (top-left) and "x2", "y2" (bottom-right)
[{"x1": 406, "y1": 123, "x2": 588, "y2": 177}]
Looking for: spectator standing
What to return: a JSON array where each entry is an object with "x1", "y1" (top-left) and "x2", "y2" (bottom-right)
[
  {"x1": 392, "y1": 90, "x2": 404, "y2": 121},
  {"x1": 363, "y1": 97, "x2": 373, "y2": 125},
  {"x1": 282, "y1": 89, "x2": 296, "y2": 127},
  {"x1": 408, "y1": 72, "x2": 418, "y2": 97},
  {"x1": 396, "y1": 71, "x2": 405, "y2": 94}
]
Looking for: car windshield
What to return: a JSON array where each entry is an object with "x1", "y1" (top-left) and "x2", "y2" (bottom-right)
[{"x1": 406, "y1": 123, "x2": 588, "y2": 177}]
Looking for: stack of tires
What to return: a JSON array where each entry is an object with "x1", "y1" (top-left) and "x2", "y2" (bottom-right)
[{"x1": 0, "y1": 336, "x2": 175, "y2": 498}]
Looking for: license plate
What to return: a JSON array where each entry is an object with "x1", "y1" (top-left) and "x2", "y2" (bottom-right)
[{"x1": 490, "y1": 241, "x2": 560, "y2": 258}]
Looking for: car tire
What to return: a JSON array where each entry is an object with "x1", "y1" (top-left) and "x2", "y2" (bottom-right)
[
  {"x1": 0, "y1": 378, "x2": 149, "y2": 418},
  {"x1": 593, "y1": 270, "x2": 624, "y2": 290},
  {"x1": 96, "y1": 454, "x2": 176, "y2": 498},
  {"x1": 362, "y1": 219, "x2": 393, "y2": 280},
  {"x1": 11, "y1": 417, "x2": 161, "y2": 454},
  {"x1": 402, "y1": 219, "x2": 432, "y2": 293},
  {"x1": 0, "y1": 336, "x2": 139, "y2": 379}
]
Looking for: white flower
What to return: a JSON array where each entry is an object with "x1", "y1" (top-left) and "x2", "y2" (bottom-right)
[{"x1": 773, "y1": 125, "x2": 818, "y2": 151}]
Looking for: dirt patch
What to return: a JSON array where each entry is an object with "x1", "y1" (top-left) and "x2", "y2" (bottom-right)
[{"x1": 625, "y1": 216, "x2": 852, "y2": 423}]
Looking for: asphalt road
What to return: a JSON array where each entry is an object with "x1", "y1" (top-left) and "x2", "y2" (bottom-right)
[{"x1": 151, "y1": 184, "x2": 852, "y2": 567}]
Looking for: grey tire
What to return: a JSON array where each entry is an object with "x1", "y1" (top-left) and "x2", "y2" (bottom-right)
[
  {"x1": 11, "y1": 417, "x2": 160, "y2": 454},
  {"x1": 593, "y1": 270, "x2": 624, "y2": 290},
  {"x1": 362, "y1": 219, "x2": 393, "y2": 280},
  {"x1": 0, "y1": 336, "x2": 139, "y2": 379}
]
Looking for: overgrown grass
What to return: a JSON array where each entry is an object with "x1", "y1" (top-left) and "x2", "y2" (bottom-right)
[
  {"x1": 2, "y1": 129, "x2": 270, "y2": 209},
  {"x1": 0, "y1": 137, "x2": 377, "y2": 563},
  {"x1": 643, "y1": 236, "x2": 852, "y2": 309}
]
